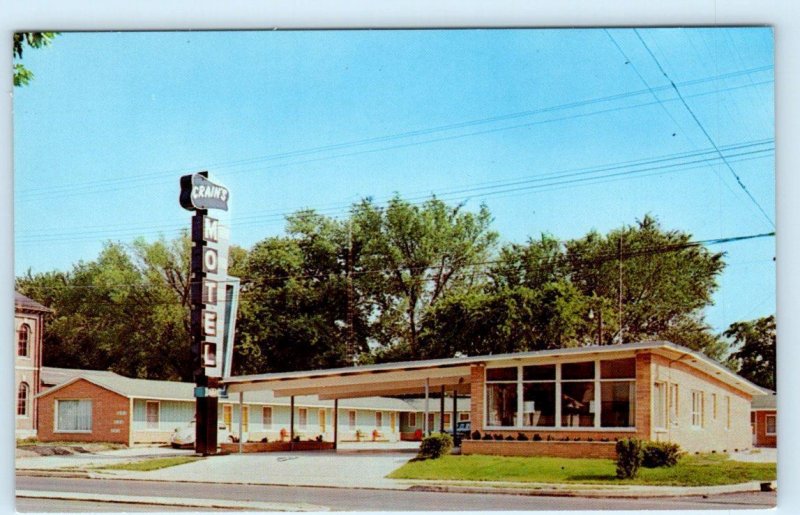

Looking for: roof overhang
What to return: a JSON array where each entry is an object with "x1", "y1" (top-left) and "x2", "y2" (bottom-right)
[{"x1": 223, "y1": 341, "x2": 768, "y2": 399}]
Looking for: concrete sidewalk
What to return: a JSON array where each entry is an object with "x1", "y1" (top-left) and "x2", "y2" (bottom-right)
[{"x1": 16, "y1": 444, "x2": 777, "y2": 505}]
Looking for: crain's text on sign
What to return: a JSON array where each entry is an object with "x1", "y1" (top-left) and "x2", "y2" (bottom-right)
[{"x1": 180, "y1": 172, "x2": 229, "y2": 211}]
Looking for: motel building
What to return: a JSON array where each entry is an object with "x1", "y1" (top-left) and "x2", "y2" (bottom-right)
[
  {"x1": 26, "y1": 332, "x2": 768, "y2": 457},
  {"x1": 222, "y1": 341, "x2": 768, "y2": 457}
]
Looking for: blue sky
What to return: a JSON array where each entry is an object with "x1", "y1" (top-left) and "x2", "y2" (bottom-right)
[{"x1": 13, "y1": 28, "x2": 775, "y2": 333}]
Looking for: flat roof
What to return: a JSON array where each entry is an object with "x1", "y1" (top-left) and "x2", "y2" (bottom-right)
[{"x1": 223, "y1": 341, "x2": 769, "y2": 398}]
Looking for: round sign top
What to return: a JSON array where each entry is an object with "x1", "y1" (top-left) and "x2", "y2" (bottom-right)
[{"x1": 180, "y1": 172, "x2": 229, "y2": 211}]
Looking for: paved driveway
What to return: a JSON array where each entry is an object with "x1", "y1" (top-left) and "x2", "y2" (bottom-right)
[{"x1": 103, "y1": 449, "x2": 416, "y2": 489}]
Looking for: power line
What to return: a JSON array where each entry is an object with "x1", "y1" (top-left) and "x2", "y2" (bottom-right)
[
  {"x1": 18, "y1": 231, "x2": 774, "y2": 291},
  {"x1": 16, "y1": 65, "x2": 774, "y2": 201},
  {"x1": 15, "y1": 139, "x2": 774, "y2": 244},
  {"x1": 632, "y1": 29, "x2": 775, "y2": 229}
]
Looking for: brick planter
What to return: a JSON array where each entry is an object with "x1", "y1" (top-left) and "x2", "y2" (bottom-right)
[
  {"x1": 462, "y1": 440, "x2": 616, "y2": 459},
  {"x1": 219, "y1": 441, "x2": 335, "y2": 453}
]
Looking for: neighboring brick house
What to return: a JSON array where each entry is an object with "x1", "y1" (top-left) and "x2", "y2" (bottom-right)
[
  {"x1": 751, "y1": 394, "x2": 776, "y2": 448},
  {"x1": 35, "y1": 372, "x2": 412, "y2": 445},
  {"x1": 14, "y1": 292, "x2": 51, "y2": 439}
]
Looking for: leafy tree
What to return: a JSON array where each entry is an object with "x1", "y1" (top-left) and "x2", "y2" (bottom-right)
[
  {"x1": 354, "y1": 196, "x2": 498, "y2": 360},
  {"x1": 725, "y1": 315, "x2": 776, "y2": 390},
  {"x1": 13, "y1": 32, "x2": 57, "y2": 87}
]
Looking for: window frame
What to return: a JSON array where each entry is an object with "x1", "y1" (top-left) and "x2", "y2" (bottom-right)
[
  {"x1": 653, "y1": 382, "x2": 667, "y2": 430},
  {"x1": 145, "y1": 400, "x2": 160, "y2": 430},
  {"x1": 17, "y1": 323, "x2": 30, "y2": 358},
  {"x1": 262, "y1": 406, "x2": 273, "y2": 430},
  {"x1": 765, "y1": 414, "x2": 776, "y2": 436},
  {"x1": 484, "y1": 358, "x2": 636, "y2": 432},
  {"x1": 55, "y1": 399, "x2": 93, "y2": 433},
  {"x1": 17, "y1": 382, "x2": 30, "y2": 417}
]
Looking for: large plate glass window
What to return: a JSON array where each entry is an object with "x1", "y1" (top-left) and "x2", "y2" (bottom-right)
[
  {"x1": 600, "y1": 358, "x2": 636, "y2": 428},
  {"x1": 486, "y1": 367, "x2": 518, "y2": 427},
  {"x1": 561, "y1": 361, "x2": 595, "y2": 427},
  {"x1": 522, "y1": 364, "x2": 556, "y2": 427}
]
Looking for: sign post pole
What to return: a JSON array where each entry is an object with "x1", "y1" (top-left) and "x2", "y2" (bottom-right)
[{"x1": 180, "y1": 171, "x2": 233, "y2": 456}]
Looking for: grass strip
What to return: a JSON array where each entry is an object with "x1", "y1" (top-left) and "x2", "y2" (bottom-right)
[
  {"x1": 95, "y1": 456, "x2": 202, "y2": 472},
  {"x1": 388, "y1": 454, "x2": 776, "y2": 487}
]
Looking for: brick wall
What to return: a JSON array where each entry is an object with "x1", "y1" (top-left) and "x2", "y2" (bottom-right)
[
  {"x1": 38, "y1": 379, "x2": 130, "y2": 444},
  {"x1": 470, "y1": 364, "x2": 485, "y2": 433},
  {"x1": 634, "y1": 352, "x2": 652, "y2": 440},
  {"x1": 462, "y1": 440, "x2": 616, "y2": 459},
  {"x1": 753, "y1": 410, "x2": 776, "y2": 447},
  {"x1": 15, "y1": 312, "x2": 44, "y2": 437}
]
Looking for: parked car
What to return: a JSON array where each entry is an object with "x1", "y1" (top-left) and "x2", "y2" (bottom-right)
[
  {"x1": 170, "y1": 420, "x2": 237, "y2": 449},
  {"x1": 455, "y1": 420, "x2": 471, "y2": 445}
]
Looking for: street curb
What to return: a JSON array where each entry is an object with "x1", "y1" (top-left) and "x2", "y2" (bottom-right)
[
  {"x1": 16, "y1": 490, "x2": 329, "y2": 511},
  {"x1": 406, "y1": 480, "x2": 777, "y2": 498},
  {"x1": 16, "y1": 469, "x2": 90, "y2": 479}
]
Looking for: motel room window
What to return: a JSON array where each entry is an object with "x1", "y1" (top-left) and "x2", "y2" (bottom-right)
[
  {"x1": 691, "y1": 390, "x2": 704, "y2": 427},
  {"x1": 319, "y1": 410, "x2": 326, "y2": 432},
  {"x1": 242, "y1": 406, "x2": 250, "y2": 433},
  {"x1": 443, "y1": 413, "x2": 451, "y2": 427},
  {"x1": 223, "y1": 405, "x2": 232, "y2": 431},
  {"x1": 298, "y1": 408, "x2": 308, "y2": 428},
  {"x1": 766, "y1": 415, "x2": 776, "y2": 436},
  {"x1": 409, "y1": 412, "x2": 416, "y2": 427},
  {"x1": 427, "y1": 413, "x2": 435, "y2": 431},
  {"x1": 390, "y1": 412, "x2": 396, "y2": 432},
  {"x1": 17, "y1": 382, "x2": 29, "y2": 416},
  {"x1": 375, "y1": 412, "x2": 383, "y2": 427},
  {"x1": 348, "y1": 410, "x2": 356, "y2": 430},
  {"x1": 561, "y1": 361, "x2": 595, "y2": 427},
  {"x1": 459, "y1": 413, "x2": 469, "y2": 421},
  {"x1": 599, "y1": 358, "x2": 635, "y2": 428},
  {"x1": 146, "y1": 401, "x2": 160, "y2": 430},
  {"x1": 263, "y1": 407, "x2": 272, "y2": 429},
  {"x1": 486, "y1": 367, "x2": 518, "y2": 426},
  {"x1": 669, "y1": 384, "x2": 679, "y2": 426},
  {"x1": 17, "y1": 324, "x2": 30, "y2": 357},
  {"x1": 522, "y1": 364, "x2": 556, "y2": 427},
  {"x1": 56, "y1": 400, "x2": 92, "y2": 432}
]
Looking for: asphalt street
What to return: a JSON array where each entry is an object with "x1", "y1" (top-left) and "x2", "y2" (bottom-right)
[{"x1": 16, "y1": 476, "x2": 777, "y2": 511}]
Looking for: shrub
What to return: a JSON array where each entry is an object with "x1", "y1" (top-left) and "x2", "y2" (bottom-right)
[
  {"x1": 517, "y1": 433, "x2": 529, "y2": 441},
  {"x1": 615, "y1": 438, "x2": 644, "y2": 479},
  {"x1": 546, "y1": 435, "x2": 553, "y2": 441},
  {"x1": 418, "y1": 433, "x2": 454, "y2": 459},
  {"x1": 315, "y1": 434, "x2": 324, "y2": 442},
  {"x1": 471, "y1": 430, "x2": 482, "y2": 440},
  {"x1": 482, "y1": 433, "x2": 493, "y2": 440},
  {"x1": 505, "y1": 435, "x2": 514, "y2": 441},
  {"x1": 533, "y1": 434, "x2": 542, "y2": 441},
  {"x1": 493, "y1": 434, "x2": 504, "y2": 441},
  {"x1": 260, "y1": 437, "x2": 268, "y2": 443},
  {"x1": 641, "y1": 441, "x2": 682, "y2": 468}
]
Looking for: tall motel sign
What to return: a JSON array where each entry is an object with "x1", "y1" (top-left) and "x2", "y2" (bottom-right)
[{"x1": 180, "y1": 172, "x2": 240, "y2": 455}]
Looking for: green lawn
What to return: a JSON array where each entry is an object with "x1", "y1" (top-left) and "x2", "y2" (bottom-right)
[
  {"x1": 96, "y1": 456, "x2": 202, "y2": 472},
  {"x1": 388, "y1": 454, "x2": 776, "y2": 487}
]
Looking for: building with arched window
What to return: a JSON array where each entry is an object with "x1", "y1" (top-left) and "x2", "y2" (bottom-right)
[{"x1": 15, "y1": 292, "x2": 51, "y2": 439}]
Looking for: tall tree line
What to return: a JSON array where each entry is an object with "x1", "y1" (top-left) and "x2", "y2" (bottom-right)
[{"x1": 16, "y1": 195, "x2": 773, "y2": 387}]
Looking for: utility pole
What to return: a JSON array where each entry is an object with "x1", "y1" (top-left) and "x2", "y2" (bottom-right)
[
  {"x1": 618, "y1": 237, "x2": 623, "y2": 344},
  {"x1": 346, "y1": 218, "x2": 356, "y2": 365}
]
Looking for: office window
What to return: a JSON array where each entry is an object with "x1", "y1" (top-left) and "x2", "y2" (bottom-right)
[
  {"x1": 486, "y1": 367, "x2": 518, "y2": 427},
  {"x1": 348, "y1": 410, "x2": 356, "y2": 430},
  {"x1": 262, "y1": 407, "x2": 272, "y2": 429},
  {"x1": 17, "y1": 382, "x2": 29, "y2": 416},
  {"x1": 146, "y1": 401, "x2": 159, "y2": 430},
  {"x1": 669, "y1": 384, "x2": 679, "y2": 425},
  {"x1": 766, "y1": 415, "x2": 776, "y2": 435},
  {"x1": 653, "y1": 383, "x2": 667, "y2": 429},
  {"x1": 522, "y1": 364, "x2": 556, "y2": 427},
  {"x1": 56, "y1": 400, "x2": 92, "y2": 432},
  {"x1": 17, "y1": 324, "x2": 30, "y2": 357},
  {"x1": 691, "y1": 390, "x2": 704, "y2": 427}
]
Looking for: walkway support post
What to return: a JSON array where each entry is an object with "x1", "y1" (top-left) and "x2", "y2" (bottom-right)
[
  {"x1": 439, "y1": 385, "x2": 445, "y2": 433},
  {"x1": 333, "y1": 399, "x2": 339, "y2": 451},
  {"x1": 290, "y1": 396, "x2": 295, "y2": 451},
  {"x1": 238, "y1": 392, "x2": 244, "y2": 454},
  {"x1": 423, "y1": 378, "x2": 430, "y2": 436},
  {"x1": 452, "y1": 388, "x2": 458, "y2": 441}
]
